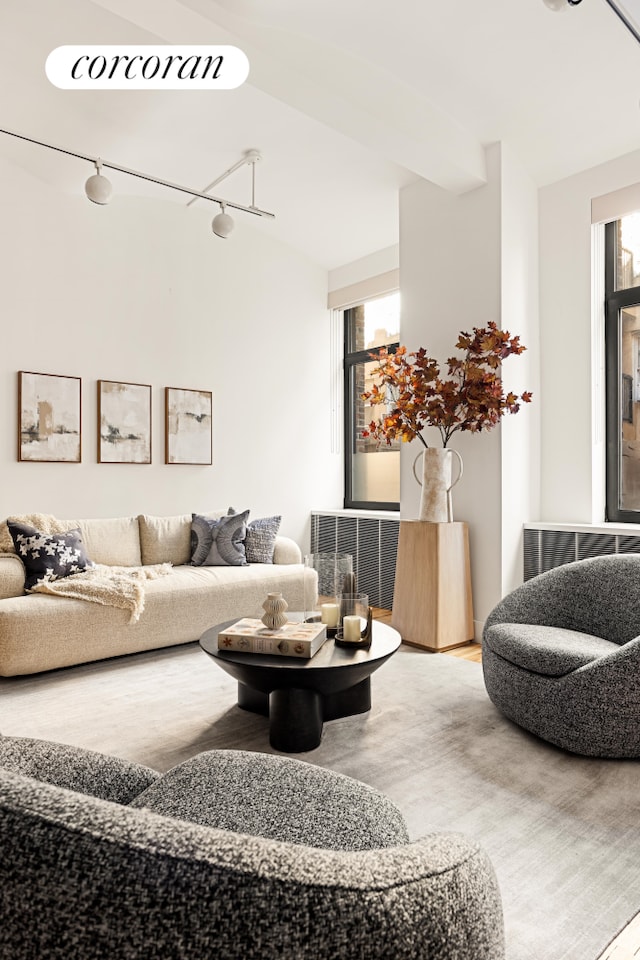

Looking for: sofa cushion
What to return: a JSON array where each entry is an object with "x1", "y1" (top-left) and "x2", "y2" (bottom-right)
[
  {"x1": 138, "y1": 514, "x2": 192, "y2": 566},
  {"x1": 138, "y1": 512, "x2": 226, "y2": 565},
  {"x1": 484, "y1": 622, "x2": 620, "y2": 677},
  {"x1": 8, "y1": 522, "x2": 92, "y2": 591},
  {"x1": 130, "y1": 749, "x2": 409, "y2": 850},
  {"x1": 77, "y1": 517, "x2": 141, "y2": 566},
  {"x1": 191, "y1": 512, "x2": 249, "y2": 567}
]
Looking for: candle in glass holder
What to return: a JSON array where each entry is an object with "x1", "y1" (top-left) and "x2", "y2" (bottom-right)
[
  {"x1": 320, "y1": 603, "x2": 340, "y2": 628},
  {"x1": 342, "y1": 615, "x2": 362, "y2": 642}
]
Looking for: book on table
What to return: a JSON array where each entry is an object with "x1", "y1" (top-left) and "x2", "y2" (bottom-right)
[{"x1": 217, "y1": 618, "x2": 327, "y2": 658}]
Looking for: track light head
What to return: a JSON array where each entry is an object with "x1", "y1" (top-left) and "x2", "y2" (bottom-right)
[
  {"x1": 542, "y1": 0, "x2": 582, "y2": 9},
  {"x1": 212, "y1": 203, "x2": 235, "y2": 239},
  {"x1": 85, "y1": 159, "x2": 112, "y2": 205}
]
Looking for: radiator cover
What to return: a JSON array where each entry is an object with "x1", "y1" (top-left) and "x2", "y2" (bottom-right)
[
  {"x1": 523, "y1": 527, "x2": 640, "y2": 580},
  {"x1": 310, "y1": 513, "x2": 399, "y2": 609}
]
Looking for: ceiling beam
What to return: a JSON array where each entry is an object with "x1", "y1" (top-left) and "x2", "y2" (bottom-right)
[{"x1": 89, "y1": 0, "x2": 487, "y2": 194}]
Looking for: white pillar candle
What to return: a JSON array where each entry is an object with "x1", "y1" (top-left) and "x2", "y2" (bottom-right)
[
  {"x1": 320, "y1": 603, "x2": 340, "y2": 628},
  {"x1": 342, "y1": 615, "x2": 362, "y2": 642}
]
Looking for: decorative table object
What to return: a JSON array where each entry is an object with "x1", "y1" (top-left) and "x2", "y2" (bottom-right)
[
  {"x1": 361, "y1": 322, "x2": 532, "y2": 522},
  {"x1": 413, "y1": 447, "x2": 463, "y2": 523},
  {"x1": 218, "y1": 617, "x2": 326, "y2": 659},
  {"x1": 335, "y1": 594, "x2": 373, "y2": 649},
  {"x1": 320, "y1": 603, "x2": 340, "y2": 628},
  {"x1": 261, "y1": 592, "x2": 288, "y2": 630},
  {"x1": 303, "y1": 553, "x2": 353, "y2": 623}
]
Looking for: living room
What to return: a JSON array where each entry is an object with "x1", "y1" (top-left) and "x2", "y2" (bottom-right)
[{"x1": 1, "y1": 1, "x2": 640, "y2": 958}]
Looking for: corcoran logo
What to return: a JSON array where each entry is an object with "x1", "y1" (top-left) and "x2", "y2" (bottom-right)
[{"x1": 45, "y1": 45, "x2": 249, "y2": 90}]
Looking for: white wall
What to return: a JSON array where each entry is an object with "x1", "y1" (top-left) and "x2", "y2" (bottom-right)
[
  {"x1": 539, "y1": 145, "x2": 640, "y2": 524},
  {"x1": 0, "y1": 155, "x2": 340, "y2": 549},
  {"x1": 500, "y1": 145, "x2": 540, "y2": 594},
  {"x1": 400, "y1": 143, "x2": 540, "y2": 626},
  {"x1": 328, "y1": 245, "x2": 399, "y2": 292}
]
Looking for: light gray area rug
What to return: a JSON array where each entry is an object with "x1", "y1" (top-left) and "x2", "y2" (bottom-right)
[{"x1": 1, "y1": 641, "x2": 639, "y2": 960}]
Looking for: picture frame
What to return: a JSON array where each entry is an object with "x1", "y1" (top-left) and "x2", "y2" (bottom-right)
[
  {"x1": 18, "y1": 370, "x2": 82, "y2": 463},
  {"x1": 165, "y1": 387, "x2": 212, "y2": 465},
  {"x1": 98, "y1": 380, "x2": 152, "y2": 464}
]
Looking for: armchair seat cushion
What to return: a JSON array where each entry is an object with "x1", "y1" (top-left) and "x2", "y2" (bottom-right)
[
  {"x1": 485, "y1": 623, "x2": 620, "y2": 677},
  {"x1": 130, "y1": 749, "x2": 409, "y2": 850}
]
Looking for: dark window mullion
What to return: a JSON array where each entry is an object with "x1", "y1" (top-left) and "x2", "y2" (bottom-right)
[
  {"x1": 604, "y1": 219, "x2": 640, "y2": 520},
  {"x1": 343, "y1": 305, "x2": 400, "y2": 510}
]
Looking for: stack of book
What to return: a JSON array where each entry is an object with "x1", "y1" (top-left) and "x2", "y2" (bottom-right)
[{"x1": 217, "y1": 618, "x2": 327, "y2": 659}]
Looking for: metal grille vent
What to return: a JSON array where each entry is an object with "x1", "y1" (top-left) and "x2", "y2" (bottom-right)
[
  {"x1": 524, "y1": 528, "x2": 640, "y2": 580},
  {"x1": 310, "y1": 513, "x2": 399, "y2": 608}
]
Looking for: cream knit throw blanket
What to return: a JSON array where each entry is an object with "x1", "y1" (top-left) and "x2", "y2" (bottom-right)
[
  {"x1": 30, "y1": 563, "x2": 173, "y2": 624},
  {"x1": 0, "y1": 513, "x2": 73, "y2": 554}
]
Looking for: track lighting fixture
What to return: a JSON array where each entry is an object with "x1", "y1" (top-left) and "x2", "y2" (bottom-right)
[
  {"x1": 211, "y1": 202, "x2": 234, "y2": 238},
  {"x1": 84, "y1": 159, "x2": 112, "y2": 205},
  {"x1": 542, "y1": 0, "x2": 640, "y2": 47},
  {"x1": 542, "y1": 0, "x2": 582, "y2": 9},
  {"x1": 0, "y1": 127, "x2": 275, "y2": 240}
]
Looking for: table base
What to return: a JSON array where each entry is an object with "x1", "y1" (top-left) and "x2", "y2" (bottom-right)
[{"x1": 237, "y1": 678, "x2": 372, "y2": 752}]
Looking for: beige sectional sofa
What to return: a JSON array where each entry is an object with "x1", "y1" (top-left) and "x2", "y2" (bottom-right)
[{"x1": 0, "y1": 514, "x2": 315, "y2": 677}]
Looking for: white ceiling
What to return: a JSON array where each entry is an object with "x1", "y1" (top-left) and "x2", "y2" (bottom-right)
[{"x1": 1, "y1": 0, "x2": 640, "y2": 269}]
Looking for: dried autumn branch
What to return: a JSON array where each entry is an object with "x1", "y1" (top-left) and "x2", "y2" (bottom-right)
[{"x1": 361, "y1": 322, "x2": 533, "y2": 449}]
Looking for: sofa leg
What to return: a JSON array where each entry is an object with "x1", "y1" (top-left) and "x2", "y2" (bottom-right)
[{"x1": 269, "y1": 687, "x2": 323, "y2": 752}]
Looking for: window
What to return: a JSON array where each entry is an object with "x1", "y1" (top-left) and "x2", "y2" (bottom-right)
[
  {"x1": 343, "y1": 292, "x2": 400, "y2": 509},
  {"x1": 605, "y1": 214, "x2": 640, "y2": 521}
]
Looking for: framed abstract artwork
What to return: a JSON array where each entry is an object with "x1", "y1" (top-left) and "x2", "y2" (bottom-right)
[
  {"x1": 165, "y1": 387, "x2": 212, "y2": 465},
  {"x1": 98, "y1": 380, "x2": 152, "y2": 464},
  {"x1": 18, "y1": 371, "x2": 82, "y2": 463}
]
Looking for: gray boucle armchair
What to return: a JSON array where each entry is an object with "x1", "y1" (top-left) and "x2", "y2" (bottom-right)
[
  {"x1": 0, "y1": 736, "x2": 504, "y2": 959},
  {"x1": 483, "y1": 555, "x2": 640, "y2": 758}
]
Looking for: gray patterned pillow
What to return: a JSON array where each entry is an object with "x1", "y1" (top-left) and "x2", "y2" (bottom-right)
[
  {"x1": 246, "y1": 515, "x2": 281, "y2": 563},
  {"x1": 226, "y1": 508, "x2": 281, "y2": 563},
  {"x1": 8, "y1": 521, "x2": 92, "y2": 591},
  {"x1": 190, "y1": 512, "x2": 249, "y2": 567}
]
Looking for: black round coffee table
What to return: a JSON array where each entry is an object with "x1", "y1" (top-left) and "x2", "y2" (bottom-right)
[{"x1": 199, "y1": 617, "x2": 401, "y2": 752}]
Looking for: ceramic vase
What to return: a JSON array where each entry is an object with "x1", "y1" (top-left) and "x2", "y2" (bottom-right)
[
  {"x1": 261, "y1": 592, "x2": 288, "y2": 630},
  {"x1": 413, "y1": 447, "x2": 464, "y2": 522}
]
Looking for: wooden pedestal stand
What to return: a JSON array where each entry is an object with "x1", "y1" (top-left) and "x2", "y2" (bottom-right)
[{"x1": 391, "y1": 521, "x2": 474, "y2": 651}]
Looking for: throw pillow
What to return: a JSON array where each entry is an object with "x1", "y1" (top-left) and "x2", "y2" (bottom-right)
[
  {"x1": 8, "y1": 521, "x2": 93, "y2": 591},
  {"x1": 246, "y1": 515, "x2": 281, "y2": 563},
  {"x1": 227, "y1": 508, "x2": 281, "y2": 564},
  {"x1": 190, "y1": 511, "x2": 249, "y2": 567}
]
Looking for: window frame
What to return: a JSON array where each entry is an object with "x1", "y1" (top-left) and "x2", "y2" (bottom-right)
[
  {"x1": 343, "y1": 303, "x2": 400, "y2": 511},
  {"x1": 604, "y1": 219, "x2": 640, "y2": 521}
]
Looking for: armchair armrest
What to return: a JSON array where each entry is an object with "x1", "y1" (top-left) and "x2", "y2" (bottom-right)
[
  {"x1": 0, "y1": 769, "x2": 505, "y2": 960},
  {"x1": 0, "y1": 736, "x2": 159, "y2": 803},
  {"x1": 0, "y1": 553, "x2": 25, "y2": 600},
  {"x1": 484, "y1": 555, "x2": 640, "y2": 645}
]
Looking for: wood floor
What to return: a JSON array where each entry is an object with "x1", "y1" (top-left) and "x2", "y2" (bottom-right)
[{"x1": 372, "y1": 606, "x2": 482, "y2": 662}]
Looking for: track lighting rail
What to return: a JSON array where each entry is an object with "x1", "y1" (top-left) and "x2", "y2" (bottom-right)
[{"x1": 0, "y1": 126, "x2": 275, "y2": 219}]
